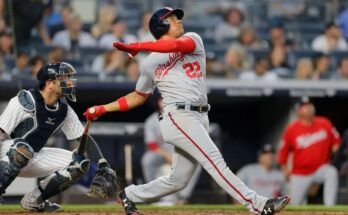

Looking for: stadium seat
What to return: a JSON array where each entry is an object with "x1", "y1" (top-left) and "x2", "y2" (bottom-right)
[
  {"x1": 79, "y1": 47, "x2": 107, "y2": 68},
  {"x1": 246, "y1": 48, "x2": 270, "y2": 66},
  {"x1": 330, "y1": 51, "x2": 348, "y2": 70},
  {"x1": 287, "y1": 49, "x2": 317, "y2": 69},
  {"x1": 4, "y1": 56, "x2": 15, "y2": 70}
]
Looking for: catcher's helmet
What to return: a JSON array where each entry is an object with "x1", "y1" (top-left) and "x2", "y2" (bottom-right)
[
  {"x1": 149, "y1": 7, "x2": 184, "y2": 39},
  {"x1": 37, "y1": 62, "x2": 77, "y2": 102}
]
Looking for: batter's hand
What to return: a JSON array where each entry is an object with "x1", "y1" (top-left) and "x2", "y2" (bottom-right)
[
  {"x1": 113, "y1": 42, "x2": 139, "y2": 59},
  {"x1": 84, "y1": 106, "x2": 106, "y2": 120}
]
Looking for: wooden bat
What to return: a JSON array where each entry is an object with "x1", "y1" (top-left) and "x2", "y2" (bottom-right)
[
  {"x1": 124, "y1": 144, "x2": 133, "y2": 185},
  {"x1": 77, "y1": 107, "x2": 94, "y2": 156}
]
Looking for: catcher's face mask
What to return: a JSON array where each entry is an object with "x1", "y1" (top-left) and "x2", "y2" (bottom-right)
[
  {"x1": 54, "y1": 62, "x2": 77, "y2": 102},
  {"x1": 38, "y1": 62, "x2": 78, "y2": 102},
  {"x1": 42, "y1": 62, "x2": 76, "y2": 102}
]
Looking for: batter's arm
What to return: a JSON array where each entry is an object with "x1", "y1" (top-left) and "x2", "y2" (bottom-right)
[
  {"x1": 104, "y1": 91, "x2": 149, "y2": 112},
  {"x1": 113, "y1": 37, "x2": 195, "y2": 57},
  {"x1": 84, "y1": 91, "x2": 150, "y2": 120}
]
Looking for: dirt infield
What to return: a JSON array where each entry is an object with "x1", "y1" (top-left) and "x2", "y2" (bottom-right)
[{"x1": 1, "y1": 212, "x2": 348, "y2": 215}]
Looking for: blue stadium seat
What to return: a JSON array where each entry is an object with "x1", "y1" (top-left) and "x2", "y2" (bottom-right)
[
  {"x1": 48, "y1": 24, "x2": 65, "y2": 39},
  {"x1": 330, "y1": 51, "x2": 348, "y2": 70},
  {"x1": 205, "y1": 42, "x2": 231, "y2": 60},
  {"x1": 79, "y1": 47, "x2": 107, "y2": 68},
  {"x1": 287, "y1": 49, "x2": 317, "y2": 69},
  {"x1": 4, "y1": 56, "x2": 15, "y2": 70},
  {"x1": 32, "y1": 45, "x2": 55, "y2": 58},
  {"x1": 246, "y1": 48, "x2": 270, "y2": 66}
]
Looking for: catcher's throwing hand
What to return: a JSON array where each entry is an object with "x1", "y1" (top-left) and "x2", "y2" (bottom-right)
[
  {"x1": 113, "y1": 42, "x2": 140, "y2": 58},
  {"x1": 87, "y1": 159, "x2": 119, "y2": 199},
  {"x1": 83, "y1": 106, "x2": 106, "y2": 120}
]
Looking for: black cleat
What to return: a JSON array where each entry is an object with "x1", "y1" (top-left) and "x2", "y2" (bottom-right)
[
  {"x1": 118, "y1": 191, "x2": 142, "y2": 215},
  {"x1": 261, "y1": 195, "x2": 290, "y2": 215},
  {"x1": 22, "y1": 200, "x2": 60, "y2": 213}
]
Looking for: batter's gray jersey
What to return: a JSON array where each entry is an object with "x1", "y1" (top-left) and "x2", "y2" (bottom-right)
[
  {"x1": 136, "y1": 32, "x2": 207, "y2": 106},
  {"x1": 0, "y1": 96, "x2": 84, "y2": 141},
  {"x1": 237, "y1": 164, "x2": 286, "y2": 198}
]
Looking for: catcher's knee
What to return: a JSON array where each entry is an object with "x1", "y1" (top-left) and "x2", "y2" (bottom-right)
[
  {"x1": 38, "y1": 159, "x2": 90, "y2": 201},
  {"x1": 8, "y1": 138, "x2": 34, "y2": 168},
  {"x1": 0, "y1": 139, "x2": 34, "y2": 194}
]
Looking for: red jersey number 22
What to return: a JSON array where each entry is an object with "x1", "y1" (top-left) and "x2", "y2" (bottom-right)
[{"x1": 183, "y1": 61, "x2": 202, "y2": 79}]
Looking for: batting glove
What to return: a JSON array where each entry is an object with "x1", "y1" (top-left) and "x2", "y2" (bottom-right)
[{"x1": 84, "y1": 106, "x2": 106, "y2": 120}]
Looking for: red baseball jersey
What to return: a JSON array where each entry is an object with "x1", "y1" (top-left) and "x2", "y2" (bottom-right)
[{"x1": 278, "y1": 116, "x2": 341, "y2": 175}]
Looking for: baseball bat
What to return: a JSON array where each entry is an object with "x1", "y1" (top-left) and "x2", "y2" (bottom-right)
[
  {"x1": 77, "y1": 107, "x2": 94, "y2": 156},
  {"x1": 124, "y1": 144, "x2": 133, "y2": 185}
]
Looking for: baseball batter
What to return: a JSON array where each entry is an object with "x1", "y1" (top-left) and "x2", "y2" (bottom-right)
[
  {"x1": 0, "y1": 62, "x2": 117, "y2": 212},
  {"x1": 84, "y1": 7, "x2": 290, "y2": 215}
]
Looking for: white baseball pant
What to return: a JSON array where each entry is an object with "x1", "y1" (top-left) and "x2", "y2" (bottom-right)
[
  {"x1": 0, "y1": 139, "x2": 73, "y2": 178},
  {"x1": 289, "y1": 164, "x2": 338, "y2": 206}
]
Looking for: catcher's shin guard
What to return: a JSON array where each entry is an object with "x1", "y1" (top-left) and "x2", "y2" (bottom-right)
[
  {"x1": 40, "y1": 159, "x2": 89, "y2": 200},
  {"x1": 21, "y1": 159, "x2": 89, "y2": 212},
  {"x1": 0, "y1": 139, "x2": 34, "y2": 195}
]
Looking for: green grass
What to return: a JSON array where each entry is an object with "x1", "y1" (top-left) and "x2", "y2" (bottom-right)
[{"x1": 1, "y1": 204, "x2": 348, "y2": 212}]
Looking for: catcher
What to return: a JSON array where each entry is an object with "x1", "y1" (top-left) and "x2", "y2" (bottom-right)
[{"x1": 0, "y1": 62, "x2": 118, "y2": 212}]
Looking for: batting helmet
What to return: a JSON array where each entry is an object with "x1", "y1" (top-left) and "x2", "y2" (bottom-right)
[{"x1": 149, "y1": 7, "x2": 184, "y2": 39}]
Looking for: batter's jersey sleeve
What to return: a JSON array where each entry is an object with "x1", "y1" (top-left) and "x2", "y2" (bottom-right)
[
  {"x1": 0, "y1": 97, "x2": 28, "y2": 135},
  {"x1": 135, "y1": 60, "x2": 155, "y2": 95},
  {"x1": 60, "y1": 105, "x2": 84, "y2": 140},
  {"x1": 183, "y1": 32, "x2": 205, "y2": 55},
  {"x1": 278, "y1": 125, "x2": 292, "y2": 165}
]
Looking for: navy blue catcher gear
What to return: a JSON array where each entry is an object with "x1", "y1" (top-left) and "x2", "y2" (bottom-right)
[
  {"x1": 149, "y1": 7, "x2": 184, "y2": 39},
  {"x1": 37, "y1": 62, "x2": 77, "y2": 102}
]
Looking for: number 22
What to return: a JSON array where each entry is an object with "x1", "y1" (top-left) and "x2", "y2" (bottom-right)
[{"x1": 183, "y1": 61, "x2": 202, "y2": 79}]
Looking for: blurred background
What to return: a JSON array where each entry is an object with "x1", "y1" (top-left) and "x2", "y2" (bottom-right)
[{"x1": 1, "y1": 0, "x2": 348, "y2": 206}]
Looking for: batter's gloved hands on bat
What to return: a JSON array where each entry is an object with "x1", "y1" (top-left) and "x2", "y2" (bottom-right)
[
  {"x1": 87, "y1": 158, "x2": 119, "y2": 199},
  {"x1": 113, "y1": 42, "x2": 140, "y2": 59},
  {"x1": 83, "y1": 106, "x2": 106, "y2": 120}
]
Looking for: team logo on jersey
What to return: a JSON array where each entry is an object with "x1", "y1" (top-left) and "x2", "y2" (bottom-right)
[
  {"x1": 45, "y1": 117, "x2": 56, "y2": 126},
  {"x1": 155, "y1": 52, "x2": 185, "y2": 78},
  {"x1": 295, "y1": 129, "x2": 327, "y2": 149}
]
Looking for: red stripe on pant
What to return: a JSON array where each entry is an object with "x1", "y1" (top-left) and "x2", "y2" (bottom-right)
[{"x1": 168, "y1": 112, "x2": 260, "y2": 213}]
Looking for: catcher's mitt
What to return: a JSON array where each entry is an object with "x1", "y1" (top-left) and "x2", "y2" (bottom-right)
[{"x1": 87, "y1": 159, "x2": 119, "y2": 199}]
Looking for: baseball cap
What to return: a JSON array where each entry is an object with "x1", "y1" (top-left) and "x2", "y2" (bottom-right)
[
  {"x1": 270, "y1": 19, "x2": 283, "y2": 29},
  {"x1": 295, "y1": 96, "x2": 313, "y2": 108},
  {"x1": 153, "y1": 7, "x2": 184, "y2": 21},
  {"x1": 112, "y1": 17, "x2": 125, "y2": 25},
  {"x1": 0, "y1": 29, "x2": 12, "y2": 37},
  {"x1": 325, "y1": 20, "x2": 339, "y2": 29},
  {"x1": 37, "y1": 64, "x2": 57, "y2": 81},
  {"x1": 313, "y1": 51, "x2": 328, "y2": 59},
  {"x1": 258, "y1": 144, "x2": 274, "y2": 155}
]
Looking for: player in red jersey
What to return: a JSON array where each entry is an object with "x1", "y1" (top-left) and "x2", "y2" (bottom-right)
[{"x1": 278, "y1": 97, "x2": 341, "y2": 205}]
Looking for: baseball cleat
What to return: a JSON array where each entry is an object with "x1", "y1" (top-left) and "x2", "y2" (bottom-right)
[
  {"x1": 118, "y1": 190, "x2": 142, "y2": 215},
  {"x1": 21, "y1": 200, "x2": 61, "y2": 213},
  {"x1": 261, "y1": 195, "x2": 290, "y2": 215}
]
